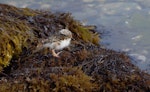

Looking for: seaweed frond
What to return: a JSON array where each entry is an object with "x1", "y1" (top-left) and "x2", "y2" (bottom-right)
[
  {"x1": 0, "y1": 16, "x2": 34, "y2": 71},
  {"x1": 50, "y1": 67, "x2": 97, "y2": 92}
]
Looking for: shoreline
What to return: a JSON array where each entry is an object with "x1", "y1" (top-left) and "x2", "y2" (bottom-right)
[{"x1": 0, "y1": 4, "x2": 149, "y2": 92}]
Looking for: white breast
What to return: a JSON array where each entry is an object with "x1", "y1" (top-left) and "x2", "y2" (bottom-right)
[
  {"x1": 43, "y1": 38, "x2": 71, "y2": 50},
  {"x1": 56, "y1": 38, "x2": 71, "y2": 50}
]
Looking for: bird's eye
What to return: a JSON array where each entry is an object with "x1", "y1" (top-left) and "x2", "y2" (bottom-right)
[{"x1": 60, "y1": 33, "x2": 66, "y2": 36}]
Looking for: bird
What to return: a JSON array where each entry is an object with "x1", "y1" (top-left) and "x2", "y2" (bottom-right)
[{"x1": 34, "y1": 28, "x2": 72, "y2": 58}]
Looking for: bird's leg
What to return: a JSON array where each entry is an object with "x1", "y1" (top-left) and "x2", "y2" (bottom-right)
[{"x1": 51, "y1": 49, "x2": 62, "y2": 58}]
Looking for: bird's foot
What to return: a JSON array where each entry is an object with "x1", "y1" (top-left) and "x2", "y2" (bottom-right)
[{"x1": 52, "y1": 49, "x2": 62, "y2": 58}]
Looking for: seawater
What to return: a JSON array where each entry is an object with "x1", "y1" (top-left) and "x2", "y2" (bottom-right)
[{"x1": 1, "y1": 0, "x2": 150, "y2": 73}]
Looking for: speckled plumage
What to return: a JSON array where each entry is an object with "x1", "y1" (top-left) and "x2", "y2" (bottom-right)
[{"x1": 35, "y1": 29, "x2": 72, "y2": 57}]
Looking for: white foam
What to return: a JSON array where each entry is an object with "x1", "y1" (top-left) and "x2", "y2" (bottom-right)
[
  {"x1": 131, "y1": 35, "x2": 143, "y2": 41},
  {"x1": 129, "y1": 53, "x2": 146, "y2": 63}
]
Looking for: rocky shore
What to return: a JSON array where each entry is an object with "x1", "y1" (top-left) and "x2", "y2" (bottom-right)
[{"x1": 0, "y1": 4, "x2": 149, "y2": 92}]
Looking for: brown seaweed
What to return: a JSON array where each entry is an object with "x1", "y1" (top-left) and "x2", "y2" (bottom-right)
[{"x1": 0, "y1": 3, "x2": 149, "y2": 92}]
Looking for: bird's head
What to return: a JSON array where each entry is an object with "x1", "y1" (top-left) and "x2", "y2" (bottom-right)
[{"x1": 59, "y1": 29, "x2": 72, "y2": 38}]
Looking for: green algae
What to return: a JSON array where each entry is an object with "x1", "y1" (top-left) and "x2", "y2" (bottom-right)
[
  {"x1": 0, "y1": 4, "x2": 100, "y2": 72},
  {"x1": 0, "y1": 4, "x2": 43, "y2": 72},
  {"x1": 0, "y1": 11, "x2": 35, "y2": 71},
  {"x1": 0, "y1": 4, "x2": 38, "y2": 17},
  {"x1": 75, "y1": 26, "x2": 100, "y2": 45},
  {"x1": 68, "y1": 17, "x2": 100, "y2": 45},
  {"x1": 55, "y1": 13, "x2": 100, "y2": 45},
  {"x1": 20, "y1": 8, "x2": 39, "y2": 17},
  {"x1": 50, "y1": 67, "x2": 97, "y2": 92},
  {"x1": 0, "y1": 3, "x2": 149, "y2": 92},
  {"x1": 0, "y1": 67, "x2": 97, "y2": 92}
]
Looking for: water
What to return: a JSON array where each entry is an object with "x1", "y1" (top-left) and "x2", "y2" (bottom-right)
[{"x1": 0, "y1": 0, "x2": 150, "y2": 73}]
